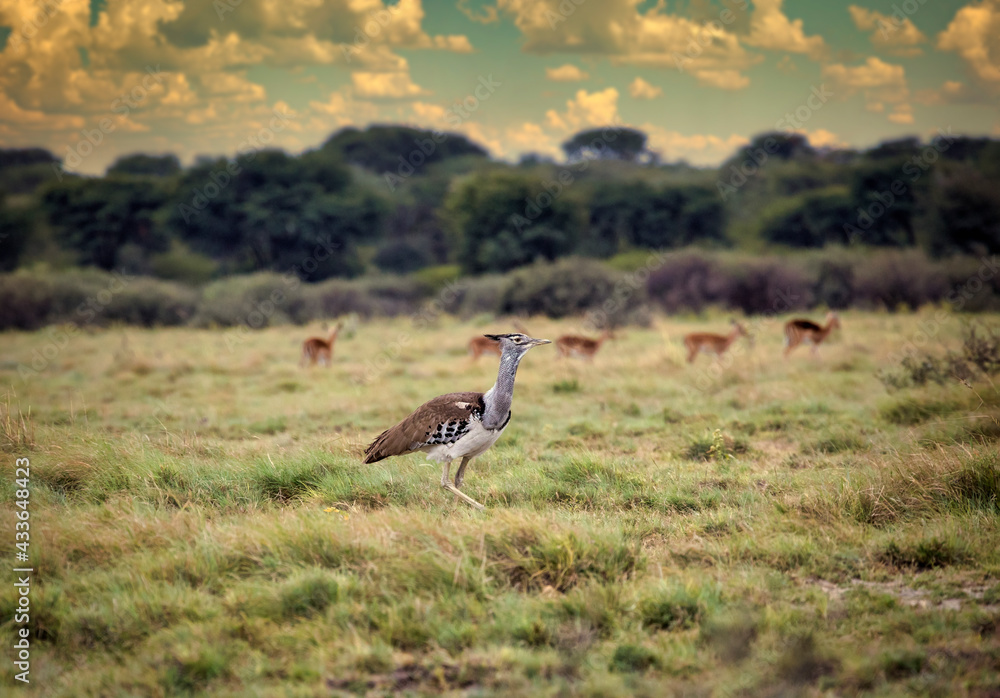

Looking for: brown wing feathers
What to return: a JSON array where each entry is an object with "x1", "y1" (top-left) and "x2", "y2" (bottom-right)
[{"x1": 363, "y1": 392, "x2": 484, "y2": 463}]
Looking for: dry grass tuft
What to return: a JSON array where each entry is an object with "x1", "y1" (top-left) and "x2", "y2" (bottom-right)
[{"x1": 1, "y1": 393, "x2": 35, "y2": 451}]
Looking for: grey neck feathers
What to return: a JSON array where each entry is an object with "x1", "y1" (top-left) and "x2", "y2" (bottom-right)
[{"x1": 482, "y1": 350, "x2": 524, "y2": 429}]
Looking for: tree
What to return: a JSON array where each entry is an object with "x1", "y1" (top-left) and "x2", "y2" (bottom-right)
[
  {"x1": 925, "y1": 166, "x2": 1000, "y2": 255},
  {"x1": 0, "y1": 148, "x2": 62, "y2": 195},
  {"x1": 163, "y1": 149, "x2": 387, "y2": 280},
  {"x1": 107, "y1": 153, "x2": 182, "y2": 178},
  {"x1": 0, "y1": 148, "x2": 58, "y2": 169},
  {"x1": 865, "y1": 137, "x2": 921, "y2": 161},
  {"x1": 321, "y1": 125, "x2": 489, "y2": 175},
  {"x1": 41, "y1": 177, "x2": 171, "y2": 269},
  {"x1": 0, "y1": 197, "x2": 34, "y2": 271},
  {"x1": 585, "y1": 181, "x2": 726, "y2": 254},
  {"x1": 561, "y1": 127, "x2": 652, "y2": 162},
  {"x1": 755, "y1": 187, "x2": 854, "y2": 248},
  {"x1": 847, "y1": 161, "x2": 923, "y2": 247},
  {"x1": 446, "y1": 170, "x2": 581, "y2": 273}
]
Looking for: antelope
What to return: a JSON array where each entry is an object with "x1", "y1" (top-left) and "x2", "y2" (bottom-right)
[
  {"x1": 683, "y1": 320, "x2": 751, "y2": 363},
  {"x1": 468, "y1": 321, "x2": 530, "y2": 361},
  {"x1": 555, "y1": 329, "x2": 614, "y2": 361},
  {"x1": 784, "y1": 312, "x2": 841, "y2": 357},
  {"x1": 468, "y1": 335, "x2": 501, "y2": 361},
  {"x1": 300, "y1": 322, "x2": 343, "y2": 367}
]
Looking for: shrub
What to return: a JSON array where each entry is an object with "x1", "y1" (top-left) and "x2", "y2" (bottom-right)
[
  {"x1": 854, "y1": 250, "x2": 948, "y2": 310},
  {"x1": 149, "y1": 242, "x2": 219, "y2": 284},
  {"x1": 878, "y1": 537, "x2": 970, "y2": 569},
  {"x1": 0, "y1": 269, "x2": 198, "y2": 329},
  {"x1": 103, "y1": 278, "x2": 198, "y2": 326},
  {"x1": 639, "y1": 582, "x2": 719, "y2": 631},
  {"x1": 499, "y1": 258, "x2": 643, "y2": 320},
  {"x1": 192, "y1": 273, "x2": 308, "y2": 327},
  {"x1": 646, "y1": 251, "x2": 728, "y2": 313},
  {"x1": 878, "y1": 397, "x2": 961, "y2": 425},
  {"x1": 440, "y1": 274, "x2": 507, "y2": 317},
  {"x1": 722, "y1": 256, "x2": 813, "y2": 314},
  {"x1": 609, "y1": 644, "x2": 659, "y2": 673}
]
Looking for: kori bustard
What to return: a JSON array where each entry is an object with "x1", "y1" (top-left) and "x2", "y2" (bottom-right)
[{"x1": 363, "y1": 333, "x2": 550, "y2": 510}]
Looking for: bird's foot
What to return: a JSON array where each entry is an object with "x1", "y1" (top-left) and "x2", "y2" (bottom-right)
[{"x1": 442, "y1": 483, "x2": 485, "y2": 511}]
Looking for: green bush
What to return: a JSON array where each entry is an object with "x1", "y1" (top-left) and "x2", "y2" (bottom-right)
[
  {"x1": 149, "y1": 242, "x2": 219, "y2": 284},
  {"x1": 193, "y1": 273, "x2": 308, "y2": 327},
  {"x1": 499, "y1": 258, "x2": 644, "y2": 321},
  {"x1": 103, "y1": 278, "x2": 198, "y2": 326}
]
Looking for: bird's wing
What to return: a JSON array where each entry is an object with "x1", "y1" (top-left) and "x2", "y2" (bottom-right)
[{"x1": 363, "y1": 392, "x2": 485, "y2": 464}]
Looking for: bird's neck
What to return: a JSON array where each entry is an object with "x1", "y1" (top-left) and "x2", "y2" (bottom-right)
[{"x1": 482, "y1": 351, "x2": 522, "y2": 429}]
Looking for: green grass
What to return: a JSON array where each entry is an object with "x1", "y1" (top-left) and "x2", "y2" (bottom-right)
[{"x1": 1, "y1": 311, "x2": 999, "y2": 696}]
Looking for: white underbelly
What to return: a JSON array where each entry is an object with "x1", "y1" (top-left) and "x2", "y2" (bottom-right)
[{"x1": 421, "y1": 421, "x2": 506, "y2": 462}]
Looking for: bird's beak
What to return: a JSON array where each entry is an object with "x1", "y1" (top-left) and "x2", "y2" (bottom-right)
[{"x1": 531, "y1": 338, "x2": 552, "y2": 346}]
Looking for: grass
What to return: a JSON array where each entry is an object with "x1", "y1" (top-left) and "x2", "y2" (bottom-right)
[{"x1": 0, "y1": 310, "x2": 999, "y2": 695}]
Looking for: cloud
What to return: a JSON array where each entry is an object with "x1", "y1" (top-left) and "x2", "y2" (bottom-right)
[
  {"x1": 0, "y1": 92, "x2": 85, "y2": 131},
  {"x1": 432, "y1": 35, "x2": 474, "y2": 52},
  {"x1": 457, "y1": 0, "x2": 500, "y2": 24},
  {"x1": 887, "y1": 104, "x2": 914, "y2": 124},
  {"x1": 776, "y1": 55, "x2": 798, "y2": 74},
  {"x1": 495, "y1": 0, "x2": 761, "y2": 88},
  {"x1": 937, "y1": 0, "x2": 1000, "y2": 86},
  {"x1": 546, "y1": 64, "x2": 590, "y2": 82},
  {"x1": 794, "y1": 128, "x2": 847, "y2": 149},
  {"x1": 308, "y1": 90, "x2": 382, "y2": 125},
  {"x1": 823, "y1": 56, "x2": 906, "y2": 90},
  {"x1": 823, "y1": 56, "x2": 913, "y2": 123},
  {"x1": 641, "y1": 125, "x2": 749, "y2": 166},
  {"x1": 351, "y1": 71, "x2": 430, "y2": 98},
  {"x1": 914, "y1": 80, "x2": 991, "y2": 105},
  {"x1": 504, "y1": 121, "x2": 562, "y2": 158},
  {"x1": 692, "y1": 69, "x2": 750, "y2": 90},
  {"x1": 744, "y1": 0, "x2": 827, "y2": 59},
  {"x1": 848, "y1": 5, "x2": 927, "y2": 55},
  {"x1": 545, "y1": 88, "x2": 619, "y2": 131},
  {"x1": 629, "y1": 77, "x2": 662, "y2": 99},
  {"x1": 822, "y1": 56, "x2": 912, "y2": 121}
]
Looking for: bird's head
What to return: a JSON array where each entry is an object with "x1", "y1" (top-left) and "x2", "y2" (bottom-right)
[{"x1": 484, "y1": 332, "x2": 551, "y2": 357}]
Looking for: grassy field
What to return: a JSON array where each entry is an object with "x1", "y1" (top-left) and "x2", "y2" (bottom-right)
[{"x1": 1, "y1": 310, "x2": 999, "y2": 696}]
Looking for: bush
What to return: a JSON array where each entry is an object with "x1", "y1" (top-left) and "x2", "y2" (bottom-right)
[
  {"x1": 854, "y1": 250, "x2": 947, "y2": 310},
  {"x1": 646, "y1": 252, "x2": 729, "y2": 313},
  {"x1": 499, "y1": 258, "x2": 643, "y2": 320},
  {"x1": 440, "y1": 274, "x2": 507, "y2": 317},
  {"x1": 722, "y1": 256, "x2": 813, "y2": 314},
  {"x1": 0, "y1": 269, "x2": 197, "y2": 330},
  {"x1": 149, "y1": 242, "x2": 219, "y2": 284},
  {"x1": 192, "y1": 273, "x2": 308, "y2": 327},
  {"x1": 101, "y1": 278, "x2": 197, "y2": 326}
]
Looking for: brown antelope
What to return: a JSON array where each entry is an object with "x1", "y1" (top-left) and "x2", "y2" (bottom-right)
[
  {"x1": 784, "y1": 312, "x2": 841, "y2": 357},
  {"x1": 555, "y1": 329, "x2": 614, "y2": 361},
  {"x1": 468, "y1": 335, "x2": 501, "y2": 361},
  {"x1": 683, "y1": 320, "x2": 751, "y2": 363},
  {"x1": 468, "y1": 321, "x2": 530, "y2": 361},
  {"x1": 300, "y1": 322, "x2": 343, "y2": 367}
]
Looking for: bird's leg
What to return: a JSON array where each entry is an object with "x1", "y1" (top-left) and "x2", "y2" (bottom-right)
[
  {"x1": 454, "y1": 456, "x2": 471, "y2": 488},
  {"x1": 439, "y1": 458, "x2": 483, "y2": 510},
  {"x1": 443, "y1": 483, "x2": 485, "y2": 511}
]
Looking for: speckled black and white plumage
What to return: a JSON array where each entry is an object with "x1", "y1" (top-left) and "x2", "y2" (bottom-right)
[{"x1": 362, "y1": 332, "x2": 549, "y2": 509}]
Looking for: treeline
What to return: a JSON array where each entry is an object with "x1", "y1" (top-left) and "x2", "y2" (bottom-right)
[
  {"x1": 1, "y1": 126, "x2": 999, "y2": 282},
  {"x1": 2, "y1": 249, "x2": 997, "y2": 332}
]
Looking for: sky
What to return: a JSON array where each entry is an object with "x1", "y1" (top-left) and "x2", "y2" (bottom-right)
[{"x1": 0, "y1": 0, "x2": 998, "y2": 175}]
